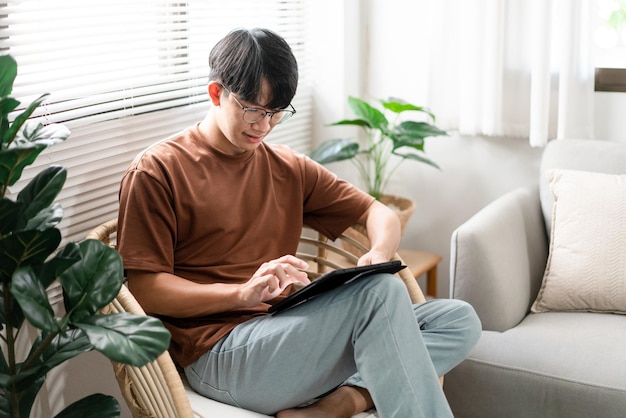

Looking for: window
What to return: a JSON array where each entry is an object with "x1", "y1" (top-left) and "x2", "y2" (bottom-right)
[
  {"x1": 594, "y1": 0, "x2": 626, "y2": 91},
  {"x1": 2, "y1": 0, "x2": 313, "y2": 243}
]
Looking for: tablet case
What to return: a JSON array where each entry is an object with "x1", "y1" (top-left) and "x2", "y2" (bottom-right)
[{"x1": 268, "y1": 260, "x2": 406, "y2": 314}]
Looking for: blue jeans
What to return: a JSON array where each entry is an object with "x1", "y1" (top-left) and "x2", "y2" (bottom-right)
[{"x1": 185, "y1": 274, "x2": 481, "y2": 417}]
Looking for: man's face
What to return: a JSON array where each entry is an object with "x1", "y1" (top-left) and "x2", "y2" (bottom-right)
[{"x1": 214, "y1": 79, "x2": 277, "y2": 155}]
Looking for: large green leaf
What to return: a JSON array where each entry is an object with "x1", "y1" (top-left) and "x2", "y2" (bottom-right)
[
  {"x1": 0, "y1": 97, "x2": 19, "y2": 117},
  {"x1": 0, "y1": 144, "x2": 47, "y2": 187},
  {"x1": 36, "y1": 242, "x2": 81, "y2": 290},
  {"x1": 16, "y1": 165, "x2": 66, "y2": 228},
  {"x1": 54, "y1": 393, "x2": 120, "y2": 418},
  {"x1": 8, "y1": 329, "x2": 87, "y2": 391},
  {"x1": 391, "y1": 133, "x2": 425, "y2": 151},
  {"x1": 59, "y1": 240, "x2": 124, "y2": 321},
  {"x1": 10, "y1": 329, "x2": 91, "y2": 393},
  {"x1": 347, "y1": 96, "x2": 388, "y2": 130},
  {"x1": 382, "y1": 99, "x2": 436, "y2": 120},
  {"x1": 0, "y1": 371, "x2": 10, "y2": 389},
  {"x1": 393, "y1": 150, "x2": 440, "y2": 170},
  {"x1": 395, "y1": 121, "x2": 447, "y2": 141},
  {"x1": 0, "y1": 55, "x2": 17, "y2": 98},
  {"x1": 4, "y1": 95, "x2": 50, "y2": 147},
  {"x1": 0, "y1": 228, "x2": 61, "y2": 284},
  {"x1": 309, "y1": 138, "x2": 360, "y2": 164},
  {"x1": 329, "y1": 118, "x2": 371, "y2": 129},
  {"x1": 11, "y1": 266, "x2": 58, "y2": 332},
  {"x1": 76, "y1": 313, "x2": 170, "y2": 367},
  {"x1": 0, "y1": 199, "x2": 24, "y2": 235},
  {"x1": 40, "y1": 328, "x2": 93, "y2": 372},
  {"x1": 24, "y1": 202, "x2": 63, "y2": 231}
]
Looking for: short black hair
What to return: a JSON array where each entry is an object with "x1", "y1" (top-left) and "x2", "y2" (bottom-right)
[{"x1": 208, "y1": 28, "x2": 298, "y2": 109}]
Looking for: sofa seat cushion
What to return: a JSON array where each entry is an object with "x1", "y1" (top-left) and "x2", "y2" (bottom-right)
[{"x1": 444, "y1": 312, "x2": 626, "y2": 418}]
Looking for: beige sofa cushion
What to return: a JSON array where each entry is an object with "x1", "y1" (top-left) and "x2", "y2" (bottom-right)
[{"x1": 532, "y1": 169, "x2": 626, "y2": 314}]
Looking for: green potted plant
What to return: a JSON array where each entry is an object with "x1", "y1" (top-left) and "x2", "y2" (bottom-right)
[
  {"x1": 310, "y1": 96, "x2": 447, "y2": 230},
  {"x1": 0, "y1": 54, "x2": 171, "y2": 418}
]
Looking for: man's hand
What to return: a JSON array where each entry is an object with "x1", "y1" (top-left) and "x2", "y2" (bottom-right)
[
  {"x1": 357, "y1": 250, "x2": 391, "y2": 266},
  {"x1": 239, "y1": 255, "x2": 310, "y2": 307}
]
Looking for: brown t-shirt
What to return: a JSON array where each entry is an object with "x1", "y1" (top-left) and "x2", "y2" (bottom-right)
[{"x1": 117, "y1": 123, "x2": 374, "y2": 367}]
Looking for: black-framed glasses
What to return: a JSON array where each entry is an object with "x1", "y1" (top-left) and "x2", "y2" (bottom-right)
[{"x1": 228, "y1": 91, "x2": 296, "y2": 125}]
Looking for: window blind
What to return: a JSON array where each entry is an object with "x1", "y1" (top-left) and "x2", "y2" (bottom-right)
[{"x1": 2, "y1": 0, "x2": 313, "y2": 244}]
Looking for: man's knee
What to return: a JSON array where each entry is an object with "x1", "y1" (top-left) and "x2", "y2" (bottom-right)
[
  {"x1": 445, "y1": 299, "x2": 482, "y2": 347},
  {"x1": 360, "y1": 273, "x2": 409, "y2": 300},
  {"x1": 419, "y1": 299, "x2": 481, "y2": 344}
]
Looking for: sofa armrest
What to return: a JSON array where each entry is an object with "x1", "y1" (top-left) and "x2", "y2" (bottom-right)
[{"x1": 450, "y1": 187, "x2": 548, "y2": 331}]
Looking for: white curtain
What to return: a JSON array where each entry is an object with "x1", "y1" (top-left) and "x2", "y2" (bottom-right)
[{"x1": 425, "y1": 0, "x2": 594, "y2": 147}]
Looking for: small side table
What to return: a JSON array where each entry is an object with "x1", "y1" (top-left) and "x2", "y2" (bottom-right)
[{"x1": 397, "y1": 249, "x2": 442, "y2": 299}]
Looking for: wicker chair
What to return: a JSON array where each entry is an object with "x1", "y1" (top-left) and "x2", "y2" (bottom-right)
[{"x1": 87, "y1": 218, "x2": 427, "y2": 418}]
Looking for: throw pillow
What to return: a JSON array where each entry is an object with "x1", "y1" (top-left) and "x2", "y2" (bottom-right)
[{"x1": 531, "y1": 169, "x2": 626, "y2": 314}]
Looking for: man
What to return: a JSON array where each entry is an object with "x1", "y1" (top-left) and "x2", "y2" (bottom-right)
[{"x1": 117, "y1": 27, "x2": 480, "y2": 417}]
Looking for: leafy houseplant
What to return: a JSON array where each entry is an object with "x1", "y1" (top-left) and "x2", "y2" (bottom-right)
[
  {"x1": 0, "y1": 55, "x2": 171, "y2": 418},
  {"x1": 310, "y1": 96, "x2": 447, "y2": 201}
]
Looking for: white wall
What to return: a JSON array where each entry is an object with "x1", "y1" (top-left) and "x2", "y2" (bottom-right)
[{"x1": 595, "y1": 92, "x2": 626, "y2": 143}]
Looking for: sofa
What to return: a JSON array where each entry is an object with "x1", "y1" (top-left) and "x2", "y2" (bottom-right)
[{"x1": 443, "y1": 139, "x2": 626, "y2": 418}]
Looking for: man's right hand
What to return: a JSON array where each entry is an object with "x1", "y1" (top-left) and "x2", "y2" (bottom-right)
[{"x1": 238, "y1": 255, "x2": 310, "y2": 307}]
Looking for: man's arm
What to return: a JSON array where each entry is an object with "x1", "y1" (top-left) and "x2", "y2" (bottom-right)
[
  {"x1": 127, "y1": 255, "x2": 310, "y2": 318},
  {"x1": 356, "y1": 200, "x2": 401, "y2": 266}
]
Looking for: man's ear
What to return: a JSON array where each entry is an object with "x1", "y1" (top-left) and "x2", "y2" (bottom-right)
[{"x1": 208, "y1": 82, "x2": 224, "y2": 106}]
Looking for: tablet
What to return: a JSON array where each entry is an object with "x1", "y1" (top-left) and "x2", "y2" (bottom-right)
[{"x1": 268, "y1": 260, "x2": 406, "y2": 314}]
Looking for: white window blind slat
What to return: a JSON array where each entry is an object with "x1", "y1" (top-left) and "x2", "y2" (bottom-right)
[{"x1": 3, "y1": 0, "x2": 313, "y2": 244}]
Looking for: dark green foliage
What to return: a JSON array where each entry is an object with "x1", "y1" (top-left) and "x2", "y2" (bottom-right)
[{"x1": 0, "y1": 55, "x2": 170, "y2": 418}]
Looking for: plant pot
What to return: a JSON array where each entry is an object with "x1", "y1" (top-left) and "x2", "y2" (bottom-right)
[{"x1": 342, "y1": 194, "x2": 416, "y2": 255}]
